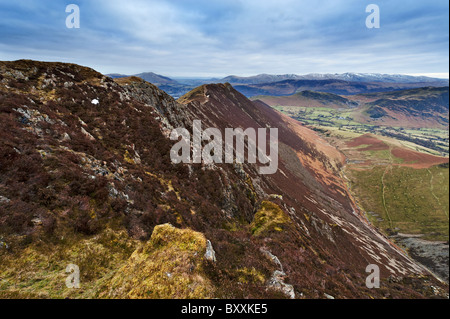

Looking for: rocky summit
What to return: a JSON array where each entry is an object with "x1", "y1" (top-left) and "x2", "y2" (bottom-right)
[{"x1": 0, "y1": 60, "x2": 448, "y2": 299}]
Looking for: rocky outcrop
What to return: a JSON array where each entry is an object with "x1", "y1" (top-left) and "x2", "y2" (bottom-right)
[{"x1": 261, "y1": 248, "x2": 295, "y2": 299}]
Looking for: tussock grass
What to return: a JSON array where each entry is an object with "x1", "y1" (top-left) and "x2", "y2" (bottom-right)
[
  {"x1": 98, "y1": 224, "x2": 215, "y2": 299},
  {"x1": 250, "y1": 201, "x2": 291, "y2": 236}
]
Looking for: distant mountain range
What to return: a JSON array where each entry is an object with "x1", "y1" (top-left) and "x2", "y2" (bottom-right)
[
  {"x1": 232, "y1": 79, "x2": 449, "y2": 97},
  {"x1": 216, "y1": 73, "x2": 449, "y2": 85},
  {"x1": 108, "y1": 72, "x2": 449, "y2": 98}
]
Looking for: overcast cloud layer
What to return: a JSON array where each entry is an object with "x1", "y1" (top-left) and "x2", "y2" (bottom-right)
[{"x1": 0, "y1": 0, "x2": 448, "y2": 78}]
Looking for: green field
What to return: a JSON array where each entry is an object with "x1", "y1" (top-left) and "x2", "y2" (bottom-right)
[{"x1": 348, "y1": 165, "x2": 449, "y2": 241}]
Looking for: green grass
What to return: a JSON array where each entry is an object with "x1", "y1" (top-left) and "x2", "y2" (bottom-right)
[
  {"x1": 360, "y1": 149, "x2": 404, "y2": 164},
  {"x1": 0, "y1": 224, "x2": 219, "y2": 299},
  {"x1": 98, "y1": 223, "x2": 215, "y2": 299},
  {"x1": 348, "y1": 165, "x2": 449, "y2": 241},
  {"x1": 250, "y1": 201, "x2": 291, "y2": 236},
  {"x1": 0, "y1": 228, "x2": 137, "y2": 299}
]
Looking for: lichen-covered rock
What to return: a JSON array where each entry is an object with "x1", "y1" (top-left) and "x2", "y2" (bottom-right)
[{"x1": 205, "y1": 240, "x2": 216, "y2": 263}]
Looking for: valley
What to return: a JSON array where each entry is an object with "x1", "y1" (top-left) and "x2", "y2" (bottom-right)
[
  {"x1": 268, "y1": 105, "x2": 448, "y2": 155},
  {"x1": 256, "y1": 89, "x2": 449, "y2": 283}
]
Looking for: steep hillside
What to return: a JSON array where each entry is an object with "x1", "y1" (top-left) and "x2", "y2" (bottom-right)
[{"x1": 0, "y1": 60, "x2": 447, "y2": 299}]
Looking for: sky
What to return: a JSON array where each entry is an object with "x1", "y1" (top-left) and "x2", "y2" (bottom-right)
[{"x1": 0, "y1": 0, "x2": 448, "y2": 78}]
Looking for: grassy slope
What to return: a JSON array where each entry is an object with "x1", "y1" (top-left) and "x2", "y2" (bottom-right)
[
  {"x1": 0, "y1": 202, "x2": 290, "y2": 299},
  {"x1": 348, "y1": 164, "x2": 449, "y2": 241},
  {"x1": 0, "y1": 228, "x2": 138, "y2": 298}
]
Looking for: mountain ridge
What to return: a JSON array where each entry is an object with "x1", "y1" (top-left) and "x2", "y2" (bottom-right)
[{"x1": 1, "y1": 60, "x2": 447, "y2": 298}]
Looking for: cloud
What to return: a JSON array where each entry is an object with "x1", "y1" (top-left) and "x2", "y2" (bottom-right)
[{"x1": 0, "y1": 0, "x2": 448, "y2": 77}]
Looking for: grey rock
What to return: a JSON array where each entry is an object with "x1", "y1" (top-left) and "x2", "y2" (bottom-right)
[
  {"x1": 61, "y1": 133, "x2": 71, "y2": 141},
  {"x1": 260, "y1": 247, "x2": 283, "y2": 271},
  {"x1": 31, "y1": 217, "x2": 43, "y2": 226},
  {"x1": 0, "y1": 196, "x2": 10, "y2": 204},
  {"x1": 268, "y1": 270, "x2": 295, "y2": 299},
  {"x1": 205, "y1": 240, "x2": 217, "y2": 263}
]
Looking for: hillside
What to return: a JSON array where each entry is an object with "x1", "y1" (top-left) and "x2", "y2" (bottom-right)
[
  {"x1": 0, "y1": 60, "x2": 448, "y2": 298},
  {"x1": 325, "y1": 132, "x2": 449, "y2": 281},
  {"x1": 254, "y1": 90, "x2": 359, "y2": 109},
  {"x1": 107, "y1": 71, "x2": 179, "y2": 86},
  {"x1": 357, "y1": 87, "x2": 449, "y2": 128}
]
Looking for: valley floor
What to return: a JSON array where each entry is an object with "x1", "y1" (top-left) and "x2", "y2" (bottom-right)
[{"x1": 301, "y1": 126, "x2": 449, "y2": 283}]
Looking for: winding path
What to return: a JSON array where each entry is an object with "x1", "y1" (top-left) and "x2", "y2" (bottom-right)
[
  {"x1": 381, "y1": 147, "x2": 394, "y2": 229},
  {"x1": 427, "y1": 168, "x2": 449, "y2": 220}
]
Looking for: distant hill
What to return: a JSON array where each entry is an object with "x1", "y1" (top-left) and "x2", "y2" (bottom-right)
[
  {"x1": 253, "y1": 90, "x2": 359, "y2": 109},
  {"x1": 133, "y1": 72, "x2": 179, "y2": 85},
  {"x1": 256, "y1": 86, "x2": 449, "y2": 129},
  {"x1": 219, "y1": 74, "x2": 303, "y2": 85},
  {"x1": 360, "y1": 86, "x2": 450, "y2": 127},
  {"x1": 107, "y1": 73, "x2": 129, "y2": 79},
  {"x1": 107, "y1": 71, "x2": 449, "y2": 98},
  {"x1": 107, "y1": 71, "x2": 179, "y2": 86},
  {"x1": 299, "y1": 73, "x2": 449, "y2": 85},
  {"x1": 106, "y1": 72, "x2": 193, "y2": 98}
]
